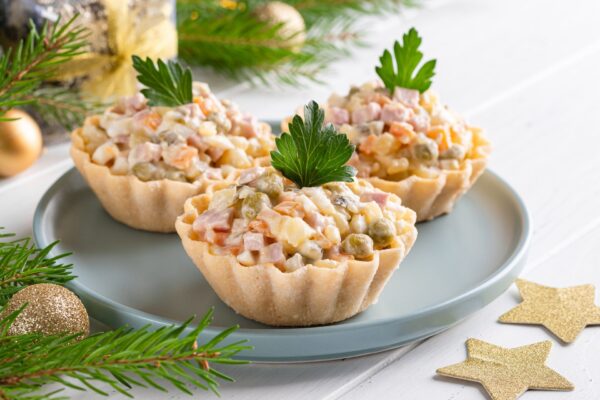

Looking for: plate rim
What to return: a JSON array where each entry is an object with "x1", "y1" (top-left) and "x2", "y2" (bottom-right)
[{"x1": 33, "y1": 167, "x2": 531, "y2": 359}]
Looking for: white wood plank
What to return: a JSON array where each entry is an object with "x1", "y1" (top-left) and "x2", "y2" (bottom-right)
[
  {"x1": 1, "y1": 1, "x2": 600, "y2": 399},
  {"x1": 225, "y1": 0, "x2": 600, "y2": 121},
  {"x1": 341, "y1": 52, "x2": 600, "y2": 400},
  {"x1": 342, "y1": 222, "x2": 600, "y2": 400}
]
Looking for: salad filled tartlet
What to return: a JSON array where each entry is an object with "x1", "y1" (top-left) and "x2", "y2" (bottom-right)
[
  {"x1": 176, "y1": 102, "x2": 417, "y2": 326},
  {"x1": 71, "y1": 57, "x2": 274, "y2": 232},
  {"x1": 292, "y1": 28, "x2": 491, "y2": 221}
]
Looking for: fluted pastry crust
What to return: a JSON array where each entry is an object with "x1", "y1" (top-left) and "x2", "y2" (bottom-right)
[
  {"x1": 175, "y1": 192, "x2": 417, "y2": 326},
  {"x1": 71, "y1": 129, "x2": 238, "y2": 232},
  {"x1": 366, "y1": 130, "x2": 491, "y2": 221}
]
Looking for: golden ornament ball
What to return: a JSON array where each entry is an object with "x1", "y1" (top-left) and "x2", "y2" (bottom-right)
[
  {"x1": 255, "y1": 1, "x2": 306, "y2": 48},
  {"x1": 0, "y1": 109, "x2": 43, "y2": 177},
  {"x1": 1, "y1": 283, "x2": 89, "y2": 338}
]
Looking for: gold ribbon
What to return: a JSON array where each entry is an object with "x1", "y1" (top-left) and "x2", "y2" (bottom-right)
[{"x1": 57, "y1": 0, "x2": 178, "y2": 99}]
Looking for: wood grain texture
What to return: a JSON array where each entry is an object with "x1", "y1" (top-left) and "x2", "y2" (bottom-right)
[{"x1": 1, "y1": 0, "x2": 600, "y2": 398}]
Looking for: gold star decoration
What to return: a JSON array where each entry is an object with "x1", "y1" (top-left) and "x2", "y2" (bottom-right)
[
  {"x1": 499, "y1": 279, "x2": 600, "y2": 343},
  {"x1": 437, "y1": 339, "x2": 573, "y2": 400}
]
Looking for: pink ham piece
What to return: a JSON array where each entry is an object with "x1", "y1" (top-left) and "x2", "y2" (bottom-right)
[
  {"x1": 193, "y1": 208, "x2": 234, "y2": 237},
  {"x1": 243, "y1": 232, "x2": 265, "y2": 251},
  {"x1": 187, "y1": 134, "x2": 206, "y2": 151},
  {"x1": 360, "y1": 191, "x2": 390, "y2": 207},
  {"x1": 235, "y1": 114, "x2": 260, "y2": 138},
  {"x1": 325, "y1": 106, "x2": 350, "y2": 125},
  {"x1": 381, "y1": 103, "x2": 412, "y2": 123},
  {"x1": 128, "y1": 142, "x2": 161, "y2": 165},
  {"x1": 238, "y1": 167, "x2": 265, "y2": 185},
  {"x1": 259, "y1": 243, "x2": 285, "y2": 264},
  {"x1": 113, "y1": 93, "x2": 146, "y2": 115},
  {"x1": 393, "y1": 88, "x2": 420, "y2": 107},
  {"x1": 351, "y1": 102, "x2": 381, "y2": 125}
]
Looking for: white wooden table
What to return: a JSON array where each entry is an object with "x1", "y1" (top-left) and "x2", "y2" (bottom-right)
[{"x1": 2, "y1": 0, "x2": 600, "y2": 398}]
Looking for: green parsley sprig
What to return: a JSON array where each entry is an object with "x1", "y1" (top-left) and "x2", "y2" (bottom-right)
[
  {"x1": 375, "y1": 27, "x2": 436, "y2": 93},
  {"x1": 132, "y1": 56, "x2": 193, "y2": 107},
  {"x1": 271, "y1": 101, "x2": 356, "y2": 188}
]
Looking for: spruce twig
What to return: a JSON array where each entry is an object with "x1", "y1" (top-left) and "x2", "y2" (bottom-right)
[
  {"x1": 0, "y1": 16, "x2": 88, "y2": 121},
  {"x1": 0, "y1": 231, "x2": 73, "y2": 306}
]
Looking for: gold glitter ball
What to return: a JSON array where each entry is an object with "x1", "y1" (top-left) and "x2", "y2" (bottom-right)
[
  {"x1": 437, "y1": 339, "x2": 573, "y2": 400},
  {"x1": 499, "y1": 279, "x2": 600, "y2": 343},
  {"x1": 2, "y1": 283, "x2": 89, "y2": 338}
]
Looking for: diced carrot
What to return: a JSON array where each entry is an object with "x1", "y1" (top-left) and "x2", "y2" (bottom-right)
[
  {"x1": 194, "y1": 96, "x2": 214, "y2": 115},
  {"x1": 359, "y1": 134, "x2": 378, "y2": 155},
  {"x1": 143, "y1": 111, "x2": 162, "y2": 130},
  {"x1": 249, "y1": 220, "x2": 271, "y2": 236},
  {"x1": 389, "y1": 122, "x2": 415, "y2": 144}
]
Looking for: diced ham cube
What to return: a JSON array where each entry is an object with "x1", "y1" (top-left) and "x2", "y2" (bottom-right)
[
  {"x1": 351, "y1": 102, "x2": 381, "y2": 125},
  {"x1": 380, "y1": 103, "x2": 411, "y2": 123},
  {"x1": 393, "y1": 88, "x2": 420, "y2": 107},
  {"x1": 409, "y1": 108, "x2": 431, "y2": 132},
  {"x1": 112, "y1": 93, "x2": 146, "y2": 115},
  {"x1": 325, "y1": 106, "x2": 350, "y2": 125},
  {"x1": 193, "y1": 209, "x2": 234, "y2": 238},
  {"x1": 243, "y1": 232, "x2": 265, "y2": 251},
  {"x1": 128, "y1": 142, "x2": 161, "y2": 166},
  {"x1": 259, "y1": 243, "x2": 285, "y2": 264},
  {"x1": 360, "y1": 191, "x2": 390, "y2": 207},
  {"x1": 234, "y1": 114, "x2": 260, "y2": 138}
]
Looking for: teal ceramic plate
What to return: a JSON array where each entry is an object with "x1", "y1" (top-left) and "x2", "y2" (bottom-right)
[{"x1": 34, "y1": 167, "x2": 530, "y2": 362}]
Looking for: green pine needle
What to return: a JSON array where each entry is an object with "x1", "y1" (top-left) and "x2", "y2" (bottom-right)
[
  {"x1": 132, "y1": 56, "x2": 193, "y2": 107},
  {"x1": 0, "y1": 309, "x2": 250, "y2": 399},
  {"x1": 375, "y1": 27, "x2": 436, "y2": 93},
  {"x1": 0, "y1": 232, "x2": 250, "y2": 399},
  {"x1": 0, "y1": 230, "x2": 73, "y2": 306},
  {"x1": 271, "y1": 101, "x2": 356, "y2": 188},
  {"x1": 0, "y1": 15, "x2": 88, "y2": 121}
]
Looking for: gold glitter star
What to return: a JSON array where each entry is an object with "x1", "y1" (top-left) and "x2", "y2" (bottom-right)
[
  {"x1": 437, "y1": 339, "x2": 573, "y2": 400},
  {"x1": 499, "y1": 279, "x2": 600, "y2": 343}
]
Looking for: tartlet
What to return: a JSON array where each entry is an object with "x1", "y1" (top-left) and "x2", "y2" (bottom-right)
[
  {"x1": 71, "y1": 82, "x2": 275, "y2": 232},
  {"x1": 320, "y1": 83, "x2": 491, "y2": 221},
  {"x1": 176, "y1": 170, "x2": 417, "y2": 326}
]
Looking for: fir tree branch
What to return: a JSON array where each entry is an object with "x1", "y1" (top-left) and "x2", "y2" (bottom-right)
[
  {"x1": 176, "y1": 0, "x2": 417, "y2": 85},
  {"x1": 0, "y1": 16, "x2": 88, "y2": 121},
  {"x1": 0, "y1": 231, "x2": 73, "y2": 306},
  {"x1": 22, "y1": 87, "x2": 106, "y2": 131},
  {"x1": 0, "y1": 309, "x2": 250, "y2": 399}
]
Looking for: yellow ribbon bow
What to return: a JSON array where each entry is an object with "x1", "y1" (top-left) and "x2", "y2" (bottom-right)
[{"x1": 57, "y1": 0, "x2": 178, "y2": 99}]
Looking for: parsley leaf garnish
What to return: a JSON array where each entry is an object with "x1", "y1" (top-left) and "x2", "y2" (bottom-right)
[
  {"x1": 132, "y1": 55, "x2": 193, "y2": 106},
  {"x1": 271, "y1": 101, "x2": 356, "y2": 188},
  {"x1": 375, "y1": 27, "x2": 436, "y2": 93}
]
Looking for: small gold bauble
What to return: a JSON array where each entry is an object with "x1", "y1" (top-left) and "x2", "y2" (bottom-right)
[
  {"x1": 1, "y1": 283, "x2": 90, "y2": 338},
  {"x1": 255, "y1": 1, "x2": 306, "y2": 48},
  {"x1": 0, "y1": 109, "x2": 43, "y2": 177}
]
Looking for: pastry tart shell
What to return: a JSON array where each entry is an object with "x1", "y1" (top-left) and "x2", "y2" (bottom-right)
[
  {"x1": 367, "y1": 131, "x2": 491, "y2": 222},
  {"x1": 70, "y1": 129, "x2": 241, "y2": 233},
  {"x1": 175, "y1": 194, "x2": 417, "y2": 327}
]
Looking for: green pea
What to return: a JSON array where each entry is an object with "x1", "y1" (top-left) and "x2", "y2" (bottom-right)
[
  {"x1": 341, "y1": 234, "x2": 374, "y2": 259},
  {"x1": 368, "y1": 218, "x2": 396, "y2": 248}
]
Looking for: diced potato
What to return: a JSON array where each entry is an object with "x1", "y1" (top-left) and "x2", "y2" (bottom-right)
[
  {"x1": 209, "y1": 187, "x2": 237, "y2": 210},
  {"x1": 298, "y1": 240, "x2": 322, "y2": 260},
  {"x1": 92, "y1": 142, "x2": 119, "y2": 165},
  {"x1": 324, "y1": 225, "x2": 341, "y2": 245},
  {"x1": 284, "y1": 253, "x2": 304, "y2": 272},
  {"x1": 220, "y1": 148, "x2": 252, "y2": 168},
  {"x1": 237, "y1": 250, "x2": 256, "y2": 266},
  {"x1": 279, "y1": 217, "x2": 315, "y2": 248},
  {"x1": 362, "y1": 202, "x2": 383, "y2": 224}
]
